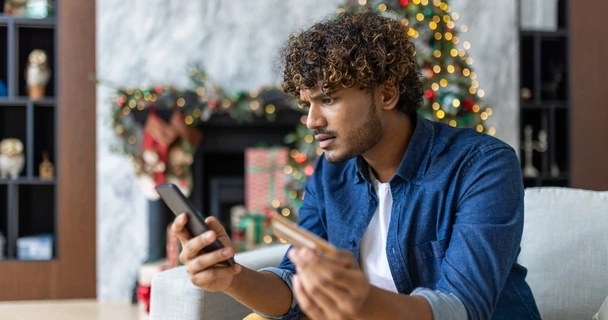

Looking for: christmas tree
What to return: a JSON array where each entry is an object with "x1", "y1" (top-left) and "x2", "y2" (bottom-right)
[{"x1": 339, "y1": 0, "x2": 493, "y2": 134}]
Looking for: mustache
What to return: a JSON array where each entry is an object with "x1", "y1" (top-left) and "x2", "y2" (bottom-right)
[{"x1": 314, "y1": 130, "x2": 338, "y2": 137}]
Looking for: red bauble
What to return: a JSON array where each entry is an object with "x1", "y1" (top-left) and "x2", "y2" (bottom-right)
[
  {"x1": 304, "y1": 165, "x2": 315, "y2": 177},
  {"x1": 208, "y1": 100, "x2": 217, "y2": 109},
  {"x1": 425, "y1": 89, "x2": 434, "y2": 99},
  {"x1": 154, "y1": 85, "x2": 164, "y2": 94},
  {"x1": 400, "y1": 0, "x2": 409, "y2": 6},
  {"x1": 116, "y1": 96, "x2": 126, "y2": 107},
  {"x1": 464, "y1": 98, "x2": 474, "y2": 111}
]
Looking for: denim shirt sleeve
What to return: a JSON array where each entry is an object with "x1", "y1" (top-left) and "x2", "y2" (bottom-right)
[
  {"x1": 435, "y1": 144, "x2": 525, "y2": 320},
  {"x1": 253, "y1": 156, "x2": 328, "y2": 319}
]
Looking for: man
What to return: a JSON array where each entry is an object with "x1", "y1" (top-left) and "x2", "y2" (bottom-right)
[{"x1": 171, "y1": 10, "x2": 541, "y2": 320}]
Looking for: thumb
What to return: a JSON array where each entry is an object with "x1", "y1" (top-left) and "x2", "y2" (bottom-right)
[{"x1": 204, "y1": 216, "x2": 230, "y2": 240}]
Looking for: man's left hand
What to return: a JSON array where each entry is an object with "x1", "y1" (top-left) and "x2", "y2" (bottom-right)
[{"x1": 288, "y1": 247, "x2": 370, "y2": 320}]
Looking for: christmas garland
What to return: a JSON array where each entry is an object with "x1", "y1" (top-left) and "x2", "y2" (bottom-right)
[{"x1": 103, "y1": 64, "x2": 316, "y2": 209}]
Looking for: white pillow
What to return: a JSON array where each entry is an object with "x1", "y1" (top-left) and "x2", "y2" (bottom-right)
[{"x1": 593, "y1": 296, "x2": 608, "y2": 320}]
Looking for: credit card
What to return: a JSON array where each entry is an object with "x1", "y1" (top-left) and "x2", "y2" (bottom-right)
[{"x1": 271, "y1": 212, "x2": 337, "y2": 259}]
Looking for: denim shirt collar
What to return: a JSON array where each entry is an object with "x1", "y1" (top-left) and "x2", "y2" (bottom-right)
[{"x1": 355, "y1": 113, "x2": 434, "y2": 185}]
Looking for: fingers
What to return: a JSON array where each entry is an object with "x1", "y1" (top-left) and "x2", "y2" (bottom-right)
[
  {"x1": 170, "y1": 213, "x2": 192, "y2": 245},
  {"x1": 185, "y1": 244, "x2": 237, "y2": 275},
  {"x1": 189, "y1": 263, "x2": 242, "y2": 289},
  {"x1": 289, "y1": 248, "x2": 356, "y2": 291},
  {"x1": 293, "y1": 275, "x2": 326, "y2": 320},
  {"x1": 205, "y1": 216, "x2": 229, "y2": 239},
  {"x1": 181, "y1": 229, "x2": 222, "y2": 262}
]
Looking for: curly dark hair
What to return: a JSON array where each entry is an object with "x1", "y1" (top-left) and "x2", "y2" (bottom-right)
[{"x1": 279, "y1": 10, "x2": 423, "y2": 116}]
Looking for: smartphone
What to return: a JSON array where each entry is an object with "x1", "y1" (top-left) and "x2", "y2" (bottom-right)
[
  {"x1": 271, "y1": 212, "x2": 337, "y2": 259},
  {"x1": 155, "y1": 183, "x2": 235, "y2": 266}
]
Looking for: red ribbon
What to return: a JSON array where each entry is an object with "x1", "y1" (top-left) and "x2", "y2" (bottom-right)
[{"x1": 136, "y1": 285, "x2": 152, "y2": 313}]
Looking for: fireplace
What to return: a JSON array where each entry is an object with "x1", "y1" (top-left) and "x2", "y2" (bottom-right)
[{"x1": 189, "y1": 110, "x2": 302, "y2": 235}]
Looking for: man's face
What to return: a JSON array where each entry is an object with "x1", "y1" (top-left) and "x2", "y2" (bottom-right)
[{"x1": 299, "y1": 83, "x2": 383, "y2": 163}]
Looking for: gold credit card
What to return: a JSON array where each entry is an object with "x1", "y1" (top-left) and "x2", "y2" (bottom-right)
[{"x1": 271, "y1": 212, "x2": 337, "y2": 260}]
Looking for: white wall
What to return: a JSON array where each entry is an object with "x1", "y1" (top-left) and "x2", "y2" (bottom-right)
[{"x1": 96, "y1": 0, "x2": 518, "y2": 300}]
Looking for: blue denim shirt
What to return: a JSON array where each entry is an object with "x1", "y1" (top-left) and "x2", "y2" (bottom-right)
[{"x1": 262, "y1": 114, "x2": 541, "y2": 320}]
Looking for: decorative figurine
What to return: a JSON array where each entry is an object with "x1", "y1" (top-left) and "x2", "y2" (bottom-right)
[
  {"x1": 3, "y1": 0, "x2": 27, "y2": 17},
  {"x1": 25, "y1": 49, "x2": 51, "y2": 100},
  {"x1": 39, "y1": 151, "x2": 54, "y2": 180},
  {"x1": 0, "y1": 138, "x2": 25, "y2": 180},
  {"x1": 521, "y1": 125, "x2": 548, "y2": 178}
]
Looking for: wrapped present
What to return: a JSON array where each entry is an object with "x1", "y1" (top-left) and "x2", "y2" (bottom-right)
[
  {"x1": 239, "y1": 213, "x2": 268, "y2": 246},
  {"x1": 245, "y1": 147, "x2": 289, "y2": 213},
  {"x1": 137, "y1": 260, "x2": 170, "y2": 319}
]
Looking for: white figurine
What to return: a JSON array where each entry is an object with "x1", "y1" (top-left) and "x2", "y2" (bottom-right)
[
  {"x1": 0, "y1": 138, "x2": 25, "y2": 180},
  {"x1": 25, "y1": 49, "x2": 51, "y2": 100}
]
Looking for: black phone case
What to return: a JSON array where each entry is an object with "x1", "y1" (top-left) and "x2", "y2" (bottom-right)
[{"x1": 155, "y1": 183, "x2": 235, "y2": 266}]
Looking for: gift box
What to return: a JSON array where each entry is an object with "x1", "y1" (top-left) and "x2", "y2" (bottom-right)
[
  {"x1": 245, "y1": 147, "x2": 289, "y2": 214},
  {"x1": 137, "y1": 260, "x2": 170, "y2": 319},
  {"x1": 165, "y1": 224, "x2": 180, "y2": 268}
]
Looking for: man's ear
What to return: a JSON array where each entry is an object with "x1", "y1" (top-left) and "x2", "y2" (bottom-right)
[{"x1": 377, "y1": 83, "x2": 399, "y2": 111}]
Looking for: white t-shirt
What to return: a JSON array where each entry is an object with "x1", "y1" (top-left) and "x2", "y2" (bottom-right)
[{"x1": 359, "y1": 171, "x2": 398, "y2": 293}]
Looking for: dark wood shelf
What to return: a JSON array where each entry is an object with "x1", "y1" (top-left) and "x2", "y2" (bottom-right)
[
  {"x1": 0, "y1": 178, "x2": 56, "y2": 185},
  {"x1": 0, "y1": 15, "x2": 55, "y2": 28},
  {"x1": 521, "y1": 29, "x2": 568, "y2": 38},
  {"x1": 0, "y1": 97, "x2": 56, "y2": 106},
  {"x1": 521, "y1": 101, "x2": 569, "y2": 109}
]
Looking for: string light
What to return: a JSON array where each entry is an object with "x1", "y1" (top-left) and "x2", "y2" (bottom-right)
[
  {"x1": 470, "y1": 72, "x2": 477, "y2": 80},
  {"x1": 472, "y1": 80, "x2": 479, "y2": 88},
  {"x1": 472, "y1": 105, "x2": 480, "y2": 113},
  {"x1": 486, "y1": 108, "x2": 493, "y2": 115},
  {"x1": 447, "y1": 65, "x2": 455, "y2": 73},
  {"x1": 431, "y1": 83, "x2": 440, "y2": 91},
  {"x1": 430, "y1": 21, "x2": 438, "y2": 30},
  {"x1": 452, "y1": 99, "x2": 460, "y2": 107},
  {"x1": 407, "y1": 28, "x2": 416, "y2": 37},
  {"x1": 290, "y1": 149, "x2": 299, "y2": 158},
  {"x1": 401, "y1": 18, "x2": 409, "y2": 26},
  {"x1": 450, "y1": 49, "x2": 458, "y2": 57},
  {"x1": 316, "y1": 148, "x2": 323, "y2": 156},
  {"x1": 185, "y1": 115, "x2": 194, "y2": 125},
  {"x1": 443, "y1": 15, "x2": 450, "y2": 23},
  {"x1": 480, "y1": 112, "x2": 489, "y2": 120},
  {"x1": 139, "y1": 83, "x2": 147, "y2": 91},
  {"x1": 434, "y1": 32, "x2": 442, "y2": 40},
  {"x1": 134, "y1": 91, "x2": 142, "y2": 99},
  {"x1": 378, "y1": 3, "x2": 387, "y2": 11},
  {"x1": 466, "y1": 57, "x2": 474, "y2": 65},
  {"x1": 129, "y1": 100, "x2": 136, "y2": 108},
  {"x1": 122, "y1": 107, "x2": 130, "y2": 115},
  {"x1": 433, "y1": 16, "x2": 441, "y2": 23},
  {"x1": 447, "y1": 21, "x2": 455, "y2": 29},
  {"x1": 445, "y1": 33, "x2": 453, "y2": 41},
  {"x1": 144, "y1": 92, "x2": 151, "y2": 101},
  {"x1": 263, "y1": 236, "x2": 273, "y2": 244},
  {"x1": 196, "y1": 87, "x2": 205, "y2": 96},
  {"x1": 433, "y1": 65, "x2": 441, "y2": 73},
  {"x1": 281, "y1": 208, "x2": 291, "y2": 217},
  {"x1": 300, "y1": 115, "x2": 307, "y2": 124},
  {"x1": 436, "y1": 110, "x2": 445, "y2": 119},
  {"x1": 477, "y1": 89, "x2": 485, "y2": 97},
  {"x1": 432, "y1": 102, "x2": 440, "y2": 110},
  {"x1": 421, "y1": 0, "x2": 428, "y2": 5},
  {"x1": 469, "y1": 87, "x2": 477, "y2": 94},
  {"x1": 284, "y1": 165, "x2": 294, "y2": 174},
  {"x1": 177, "y1": 97, "x2": 186, "y2": 107},
  {"x1": 452, "y1": 36, "x2": 460, "y2": 44},
  {"x1": 433, "y1": 0, "x2": 441, "y2": 6},
  {"x1": 128, "y1": 136, "x2": 136, "y2": 144},
  {"x1": 417, "y1": 13, "x2": 424, "y2": 21},
  {"x1": 449, "y1": 120, "x2": 457, "y2": 127},
  {"x1": 358, "y1": 0, "x2": 367, "y2": 5},
  {"x1": 440, "y1": 79, "x2": 448, "y2": 87},
  {"x1": 249, "y1": 89, "x2": 259, "y2": 98},
  {"x1": 476, "y1": 124, "x2": 484, "y2": 132},
  {"x1": 463, "y1": 68, "x2": 471, "y2": 76},
  {"x1": 413, "y1": 0, "x2": 420, "y2": 4},
  {"x1": 460, "y1": 25, "x2": 468, "y2": 32},
  {"x1": 304, "y1": 135, "x2": 314, "y2": 143},
  {"x1": 137, "y1": 101, "x2": 145, "y2": 110},
  {"x1": 452, "y1": 13, "x2": 459, "y2": 20},
  {"x1": 439, "y1": 2, "x2": 448, "y2": 10},
  {"x1": 271, "y1": 200, "x2": 281, "y2": 208},
  {"x1": 193, "y1": 109, "x2": 201, "y2": 118},
  {"x1": 433, "y1": 50, "x2": 442, "y2": 58},
  {"x1": 250, "y1": 101, "x2": 260, "y2": 110},
  {"x1": 463, "y1": 41, "x2": 471, "y2": 50},
  {"x1": 488, "y1": 127, "x2": 496, "y2": 136},
  {"x1": 265, "y1": 104, "x2": 276, "y2": 114}
]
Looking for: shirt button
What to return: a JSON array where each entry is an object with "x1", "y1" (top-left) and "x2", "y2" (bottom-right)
[
  {"x1": 349, "y1": 240, "x2": 356, "y2": 246},
  {"x1": 391, "y1": 248, "x2": 396, "y2": 255}
]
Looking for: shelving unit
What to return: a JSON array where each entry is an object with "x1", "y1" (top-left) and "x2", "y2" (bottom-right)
[
  {"x1": 0, "y1": 1, "x2": 57, "y2": 261},
  {"x1": 518, "y1": 0, "x2": 570, "y2": 188}
]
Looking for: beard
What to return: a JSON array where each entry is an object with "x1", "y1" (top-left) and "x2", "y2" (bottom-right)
[{"x1": 323, "y1": 99, "x2": 383, "y2": 164}]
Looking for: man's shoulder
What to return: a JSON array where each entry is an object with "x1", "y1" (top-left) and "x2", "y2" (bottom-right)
[{"x1": 430, "y1": 120, "x2": 514, "y2": 156}]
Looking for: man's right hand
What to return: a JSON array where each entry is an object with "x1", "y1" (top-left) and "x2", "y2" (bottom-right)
[{"x1": 171, "y1": 213, "x2": 242, "y2": 292}]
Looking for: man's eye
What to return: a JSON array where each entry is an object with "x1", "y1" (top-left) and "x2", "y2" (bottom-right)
[
  {"x1": 323, "y1": 98, "x2": 334, "y2": 104},
  {"x1": 299, "y1": 103, "x2": 310, "y2": 110}
]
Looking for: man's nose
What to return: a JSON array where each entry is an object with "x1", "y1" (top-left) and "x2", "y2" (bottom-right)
[{"x1": 306, "y1": 104, "x2": 326, "y2": 130}]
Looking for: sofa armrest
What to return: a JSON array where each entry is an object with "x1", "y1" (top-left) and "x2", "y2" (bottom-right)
[{"x1": 150, "y1": 244, "x2": 290, "y2": 320}]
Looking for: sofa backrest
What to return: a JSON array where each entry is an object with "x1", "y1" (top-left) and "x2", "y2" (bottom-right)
[{"x1": 518, "y1": 187, "x2": 608, "y2": 320}]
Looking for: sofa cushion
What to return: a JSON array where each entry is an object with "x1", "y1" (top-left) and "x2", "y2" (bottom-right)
[{"x1": 518, "y1": 187, "x2": 608, "y2": 320}]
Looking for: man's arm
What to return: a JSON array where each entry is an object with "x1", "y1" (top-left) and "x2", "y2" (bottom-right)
[{"x1": 224, "y1": 267, "x2": 293, "y2": 317}]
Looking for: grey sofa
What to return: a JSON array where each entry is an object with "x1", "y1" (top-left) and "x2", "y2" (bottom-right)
[{"x1": 150, "y1": 187, "x2": 608, "y2": 320}]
